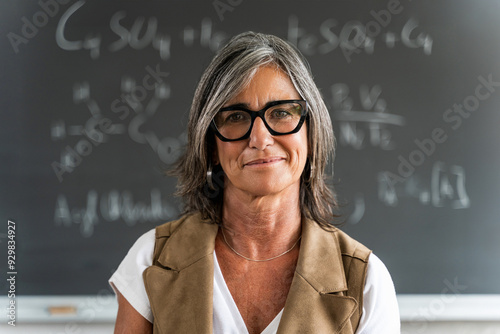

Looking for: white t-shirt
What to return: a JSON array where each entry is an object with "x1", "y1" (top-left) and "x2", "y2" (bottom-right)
[{"x1": 109, "y1": 229, "x2": 400, "y2": 333}]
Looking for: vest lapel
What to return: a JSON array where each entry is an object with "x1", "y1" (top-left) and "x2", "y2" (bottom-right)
[
  {"x1": 277, "y1": 218, "x2": 357, "y2": 334},
  {"x1": 144, "y1": 215, "x2": 358, "y2": 333},
  {"x1": 143, "y1": 215, "x2": 218, "y2": 334}
]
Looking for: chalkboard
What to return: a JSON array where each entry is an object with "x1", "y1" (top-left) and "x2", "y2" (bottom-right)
[{"x1": 1, "y1": 0, "x2": 499, "y2": 296}]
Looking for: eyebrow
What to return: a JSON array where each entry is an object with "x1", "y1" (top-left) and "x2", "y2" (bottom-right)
[
  {"x1": 222, "y1": 102, "x2": 250, "y2": 110},
  {"x1": 221, "y1": 100, "x2": 284, "y2": 111}
]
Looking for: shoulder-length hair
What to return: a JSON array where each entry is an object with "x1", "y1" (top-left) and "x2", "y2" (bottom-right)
[{"x1": 169, "y1": 31, "x2": 338, "y2": 229}]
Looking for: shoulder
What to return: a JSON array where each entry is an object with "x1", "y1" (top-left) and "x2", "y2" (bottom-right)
[
  {"x1": 333, "y1": 228, "x2": 371, "y2": 263},
  {"x1": 328, "y1": 228, "x2": 400, "y2": 332},
  {"x1": 364, "y1": 253, "x2": 399, "y2": 301},
  {"x1": 111, "y1": 228, "x2": 156, "y2": 278},
  {"x1": 357, "y1": 252, "x2": 400, "y2": 333},
  {"x1": 120, "y1": 213, "x2": 199, "y2": 259},
  {"x1": 154, "y1": 212, "x2": 209, "y2": 237},
  {"x1": 366, "y1": 253, "x2": 393, "y2": 280},
  {"x1": 329, "y1": 228, "x2": 371, "y2": 297},
  {"x1": 110, "y1": 214, "x2": 200, "y2": 286},
  {"x1": 151, "y1": 212, "x2": 217, "y2": 264},
  {"x1": 122, "y1": 228, "x2": 156, "y2": 265},
  {"x1": 109, "y1": 228, "x2": 156, "y2": 323}
]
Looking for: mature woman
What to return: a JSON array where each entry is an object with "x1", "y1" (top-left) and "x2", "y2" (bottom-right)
[{"x1": 110, "y1": 32, "x2": 400, "y2": 333}]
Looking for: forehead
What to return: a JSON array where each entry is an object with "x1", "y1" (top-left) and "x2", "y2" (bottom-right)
[{"x1": 224, "y1": 65, "x2": 301, "y2": 109}]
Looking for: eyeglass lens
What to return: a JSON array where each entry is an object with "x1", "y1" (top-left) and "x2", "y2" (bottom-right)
[{"x1": 214, "y1": 102, "x2": 304, "y2": 140}]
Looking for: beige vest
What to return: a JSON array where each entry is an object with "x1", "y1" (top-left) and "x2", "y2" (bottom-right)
[{"x1": 143, "y1": 213, "x2": 371, "y2": 334}]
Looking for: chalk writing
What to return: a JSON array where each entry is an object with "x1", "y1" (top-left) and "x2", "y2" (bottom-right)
[
  {"x1": 109, "y1": 10, "x2": 170, "y2": 59},
  {"x1": 120, "y1": 75, "x2": 187, "y2": 164},
  {"x1": 330, "y1": 83, "x2": 405, "y2": 150},
  {"x1": 378, "y1": 162, "x2": 470, "y2": 209},
  {"x1": 51, "y1": 82, "x2": 126, "y2": 143},
  {"x1": 55, "y1": 1, "x2": 433, "y2": 60},
  {"x1": 56, "y1": 1, "x2": 102, "y2": 59},
  {"x1": 182, "y1": 18, "x2": 227, "y2": 51},
  {"x1": 51, "y1": 81, "x2": 125, "y2": 182},
  {"x1": 51, "y1": 84, "x2": 123, "y2": 181},
  {"x1": 288, "y1": 16, "x2": 433, "y2": 58},
  {"x1": 56, "y1": 1, "x2": 225, "y2": 59},
  {"x1": 54, "y1": 189, "x2": 178, "y2": 237},
  {"x1": 51, "y1": 64, "x2": 186, "y2": 181},
  {"x1": 431, "y1": 163, "x2": 470, "y2": 209}
]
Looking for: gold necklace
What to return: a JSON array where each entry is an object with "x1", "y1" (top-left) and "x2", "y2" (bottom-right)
[{"x1": 220, "y1": 228, "x2": 301, "y2": 262}]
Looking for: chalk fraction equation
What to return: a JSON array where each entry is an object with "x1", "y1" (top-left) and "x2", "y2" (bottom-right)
[{"x1": 330, "y1": 83, "x2": 405, "y2": 150}]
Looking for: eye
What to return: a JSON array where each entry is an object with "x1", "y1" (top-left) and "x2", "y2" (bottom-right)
[
  {"x1": 216, "y1": 111, "x2": 250, "y2": 126},
  {"x1": 269, "y1": 109, "x2": 292, "y2": 119},
  {"x1": 226, "y1": 111, "x2": 247, "y2": 123}
]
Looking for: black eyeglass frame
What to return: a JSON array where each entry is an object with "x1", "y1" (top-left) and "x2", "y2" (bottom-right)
[{"x1": 210, "y1": 99, "x2": 308, "y2": 142}]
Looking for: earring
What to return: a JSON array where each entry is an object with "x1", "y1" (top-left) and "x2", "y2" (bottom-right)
[{"x1": 207, "y1": 164, "x2": 215, "y2": 190}]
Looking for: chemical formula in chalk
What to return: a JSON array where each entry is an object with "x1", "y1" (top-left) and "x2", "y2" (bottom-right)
[
  {"x1": 51, "y1": 81, "x2": 126, "y2": 182},
  {"x1": 55, "y1": 0, "x2": 226, "y2": 59},
  {"x1": 112, "y1": 72, "x2": 187, "y2": 164},
  {"x1": 50, "y1": 66, "x2": 186, "y2": 182},
  {"x1": 288, "y1": 16, "x2": 433, "y2": 61},
  {"x1": 330, "y1": 83, "x2": 405, "y2": 150}
]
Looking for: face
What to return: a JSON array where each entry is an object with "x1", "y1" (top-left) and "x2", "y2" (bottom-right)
[{"x1": 214, "y1": 65, "x2": 308, "y2": 198}]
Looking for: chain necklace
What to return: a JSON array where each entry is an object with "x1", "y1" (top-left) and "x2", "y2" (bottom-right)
[{"x1": 220, "y1": 228, "x2": 301, "y2": 262}]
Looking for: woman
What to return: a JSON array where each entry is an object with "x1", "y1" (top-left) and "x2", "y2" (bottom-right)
[{"x1": 110, "y1": 32, "x2": 400, "y2": 333}]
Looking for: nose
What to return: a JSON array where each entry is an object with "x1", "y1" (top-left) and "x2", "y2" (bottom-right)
[{"x1": 248, "y1": 117, "x2": 273, "y2": 150}]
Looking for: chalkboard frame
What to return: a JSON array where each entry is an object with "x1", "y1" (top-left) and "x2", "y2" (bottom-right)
[{"x1": 1, "y1": 295, "x2": 500, "y2": 323}]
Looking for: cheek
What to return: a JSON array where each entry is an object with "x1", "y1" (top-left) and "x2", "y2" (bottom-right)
[
  {"x1": 296, "y1": 127, "x2": 309, "y2": 162},
  {"x1": 283, "y1": 135, "x2": 308, "y2": 175},
  {"x1": 215, "y1": 139, "x2": 230, "y2": 163},
  {"x1": 297, "y1": 145, "x2": 309, "y2": 171},
  {"x1": 215, "y1": 141, "x2": 242, "y2": 170}
]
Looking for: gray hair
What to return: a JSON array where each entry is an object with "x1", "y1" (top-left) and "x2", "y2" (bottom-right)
[{"x1": 169, "y1": 31, "x2": 338, "y2": 228}]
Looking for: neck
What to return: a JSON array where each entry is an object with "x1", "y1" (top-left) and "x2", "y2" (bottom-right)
[{"x1": 221, "y1": 182, "x2": 302, "y2": 260}]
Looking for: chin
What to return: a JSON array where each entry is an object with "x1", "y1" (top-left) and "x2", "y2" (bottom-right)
[{"x1": 242, "y1": 177, "x2": 299, "y2": 197}]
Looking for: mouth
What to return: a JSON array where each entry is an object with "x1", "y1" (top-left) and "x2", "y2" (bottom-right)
[{"x1": 244, "y1": 157, "x2": 286, "y2": 167}]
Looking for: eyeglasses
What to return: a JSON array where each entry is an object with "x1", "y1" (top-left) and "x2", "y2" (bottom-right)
[{"x1": 211, "y1": 100, "x2": 308, "y2": 142}]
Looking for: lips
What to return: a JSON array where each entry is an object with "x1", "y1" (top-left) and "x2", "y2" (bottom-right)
[{"x1": 244, "y1": 157, "x2": 285, "y2": 167}]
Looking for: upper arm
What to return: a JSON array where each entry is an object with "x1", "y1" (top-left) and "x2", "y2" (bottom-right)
[
  {"x1": 114, "y1": 290, "x2": 153, "y2": 334},
  {"x1": 109, "y1": 229, "x2": 156, "y2": 330},
  {"x1": 356, "y1": 253, "x2": 400, "y2": 334}
]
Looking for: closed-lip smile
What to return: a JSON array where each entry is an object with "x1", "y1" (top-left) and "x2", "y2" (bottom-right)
[{"x1": 244, "y1": 157, "x2": 286, "y2": 167}]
